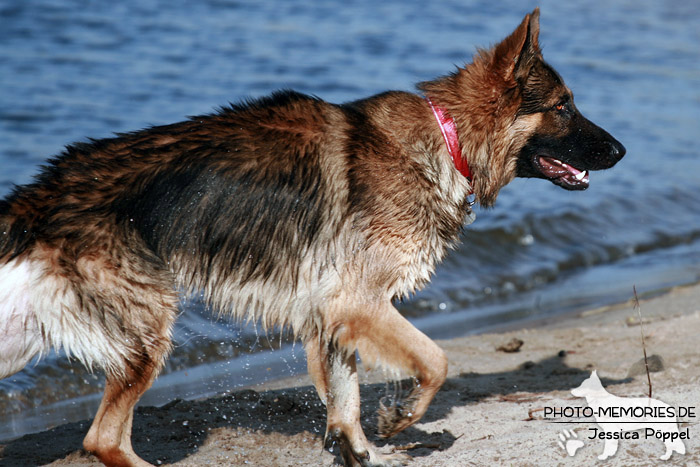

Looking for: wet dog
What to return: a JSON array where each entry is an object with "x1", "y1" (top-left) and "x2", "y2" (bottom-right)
[{"x1": 0, "y1": 8, "x2": 624, "y2": 466}]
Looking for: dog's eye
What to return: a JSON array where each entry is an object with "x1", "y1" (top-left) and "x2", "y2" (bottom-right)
[{"x1": 554, "y1": 102, "x2": 572, "y2": 116}]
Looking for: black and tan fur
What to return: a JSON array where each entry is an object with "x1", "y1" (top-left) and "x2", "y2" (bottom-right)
[{"x1": 0, "y1": 9, "x2": 624, "y2": 466}]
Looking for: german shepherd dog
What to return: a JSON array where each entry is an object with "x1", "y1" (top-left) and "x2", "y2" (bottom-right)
[{"x1": 0, "y1": 9, "x2": 624, "y2": 466}]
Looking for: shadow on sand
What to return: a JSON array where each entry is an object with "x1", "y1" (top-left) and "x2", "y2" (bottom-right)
[{"x1": 0, "y1": 353, "x2": 630, "y2": 466}]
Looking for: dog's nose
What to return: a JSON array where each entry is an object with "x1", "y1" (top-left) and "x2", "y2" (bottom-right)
[{"x1": 608, "y1": 139, "x2": 626, "y2": 161}]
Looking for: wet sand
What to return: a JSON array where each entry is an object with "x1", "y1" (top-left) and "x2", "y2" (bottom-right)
[{"x1": 2, "y1": 283, "x2": 699, "y2": 466}]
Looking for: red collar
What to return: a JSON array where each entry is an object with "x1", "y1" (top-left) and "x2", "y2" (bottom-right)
[{"x1": 427, "y1": 99, "x2": 473, "y2": 183}]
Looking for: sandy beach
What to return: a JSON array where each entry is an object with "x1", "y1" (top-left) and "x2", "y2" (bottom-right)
[{"x1": 1, "y1": 283, "x2": 699, "y2": 466}]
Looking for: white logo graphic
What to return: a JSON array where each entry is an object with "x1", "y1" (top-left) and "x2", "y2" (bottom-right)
[
  {"x1": 557, "y1": 429, "x2": 584, "y2": 456},
  {"x1": 569, "y1": 370, "x2": 686, "y2": 461}
]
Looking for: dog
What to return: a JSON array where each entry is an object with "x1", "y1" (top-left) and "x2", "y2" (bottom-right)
[
  {"x1": 0, "y1": 8, "x2": 624, "y2": 466},
  {"x1": 572, "y1": 371, "x2": 686, "y2": 460}
]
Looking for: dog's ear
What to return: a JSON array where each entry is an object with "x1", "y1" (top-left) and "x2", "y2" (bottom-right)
[{"x1": 493, "y1": 8, "x2": 541, "y2": 85}]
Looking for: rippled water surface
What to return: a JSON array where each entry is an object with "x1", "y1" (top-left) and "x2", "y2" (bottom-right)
[{"x1": 1, "y1": 0, "x2": 699, "y2": 440}]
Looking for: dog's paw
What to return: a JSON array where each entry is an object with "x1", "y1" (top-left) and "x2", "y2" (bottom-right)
[
  {"x1": 557, "y1": 429, "x2": 584, "y2": 457},
  {"x1": 377, "y1": 396, "x2": 405, "y2": 437},
  {"x1": 326, "y1": 426, "x2": 410, "y2": 467},
  {"x1": 377, "y1": 393, "x2": 419, "y2": 437}
]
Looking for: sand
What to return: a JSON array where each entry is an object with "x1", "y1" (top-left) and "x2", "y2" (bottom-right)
[{"x1": 1, "y1": 283, "x2": 699, "y2": 466}]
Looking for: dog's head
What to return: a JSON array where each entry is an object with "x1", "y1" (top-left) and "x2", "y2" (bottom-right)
[
  {"x1": 419, "y1": 8, "x2": 625, "y2": 205},
  {"x1": 508, "y1": 10, "x2": 626, "y2": 191}
]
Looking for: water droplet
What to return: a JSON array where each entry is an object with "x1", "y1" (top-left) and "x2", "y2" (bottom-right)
[{"x1": 519, "y1": 234, "x2": 534, "y2": 246}]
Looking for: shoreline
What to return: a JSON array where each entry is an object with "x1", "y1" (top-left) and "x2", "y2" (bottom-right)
[{"x1": 2, "y1": 282, "x2": 699, "y2": 465}]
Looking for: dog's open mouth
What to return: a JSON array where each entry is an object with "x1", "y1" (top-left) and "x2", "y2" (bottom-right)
[{"x1": 536, "y1": 156, "x2": 589, "y2": 190}]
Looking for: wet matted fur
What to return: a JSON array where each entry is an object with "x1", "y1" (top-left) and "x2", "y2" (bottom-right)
[{"x1": 0, "y1": 9, "x2": 624, "y2": 466}]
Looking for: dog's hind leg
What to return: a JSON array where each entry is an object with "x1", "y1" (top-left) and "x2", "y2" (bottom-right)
[
  {"x1": 77, "y1": 254, "x2": 178, "y2": 466},
  {"x1": 332, "y1": 301, "x2": 448, "y2": 439},
  {"x1": 83, "y1": 356, "x2": 162, "y2": 467},
  {"x1": 306, "y1": 337, "x2": 409, "y2": 467},
  {"x1": 81, "y1": 298, "x2": 175, "y2": 467},
  {"x1": 82, "y1": 310, "x2": 175, "y2": 467}
]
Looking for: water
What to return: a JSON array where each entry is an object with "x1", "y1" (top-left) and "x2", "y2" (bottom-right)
[{"x1": 1, "y1": 0, "x2": 699, "y2": 441}]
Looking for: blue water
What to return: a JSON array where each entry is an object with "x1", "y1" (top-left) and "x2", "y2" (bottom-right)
[{"x1": 1, "y1": 0, "x2": 699, "y2": 440}]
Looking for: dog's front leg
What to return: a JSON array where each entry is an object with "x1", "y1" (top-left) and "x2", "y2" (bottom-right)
[
  {"x1": 305, "y1": 338, "x2": 408, "y2": 466},
  {"x1": 345, "y1": 302, "x2": 448, "y2": 439}
]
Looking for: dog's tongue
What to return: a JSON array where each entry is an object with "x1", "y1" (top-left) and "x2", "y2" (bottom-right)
[{"x1": 538, "y1": 156, "x2": 589, "y2": 188}]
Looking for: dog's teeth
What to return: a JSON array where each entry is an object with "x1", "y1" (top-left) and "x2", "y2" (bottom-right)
[{"x1": 574, "y1": 171, "x2": 586, "y2": 181}]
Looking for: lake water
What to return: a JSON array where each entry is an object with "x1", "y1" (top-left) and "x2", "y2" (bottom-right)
[{"x1": 1, "y1": 0, "x2": 699, "y2": 441}]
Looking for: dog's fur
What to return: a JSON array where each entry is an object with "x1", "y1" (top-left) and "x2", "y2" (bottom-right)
[{"x1": 0, "y1": 9, "x2": 624, "y2": 466}]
